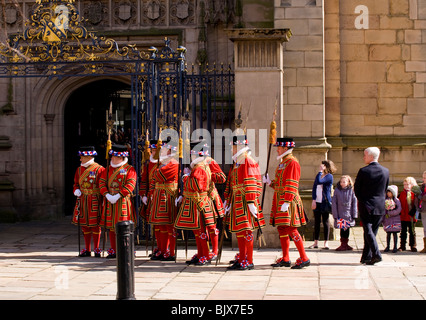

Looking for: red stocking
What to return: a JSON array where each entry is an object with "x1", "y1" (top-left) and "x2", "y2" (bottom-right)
[
  {"x1": 159, "y1": 225, "x2": 169, "y2": 256},
  {"x1": 208, "y1": 226, "x2": 219, "y2": 256},
  {"x1": 236, "y1": 232, "x2": 246, "y2": 263},
  {"x1": 245, "y1": 231, "x2": 254, "y2": 264},
  {"x1": 81, "y1": 226, "x2": 92, "y2": 252},
  {"x1": 109, "y1": 230, "x2": 116, "y2": 254},
  {"x1": 289, "y1": 228, "x2": 308, "y2": 262},
  {"x1": 92, "y1": 226, "x2": 101, "y2": 253},
  {"x1": 278, "y1": 226, "x2": 290, "y2": 261},
  {"x1": 167, "y1": 225, "x2": 176, "y2": 257}
]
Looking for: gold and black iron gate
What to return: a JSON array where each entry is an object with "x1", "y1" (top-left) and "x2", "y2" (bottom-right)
[{"x1": 0, "y1": 0, "x2": 234, "y2": 237}]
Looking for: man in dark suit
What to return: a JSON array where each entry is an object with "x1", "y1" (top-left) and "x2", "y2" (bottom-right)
[{"x1": 354, "y1": 147, "x2": 389, "y2": 265}]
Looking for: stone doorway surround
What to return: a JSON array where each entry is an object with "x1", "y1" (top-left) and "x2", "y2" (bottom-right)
[{"x1": 10, "y1": 75, "x2": 130, "y2": 220}]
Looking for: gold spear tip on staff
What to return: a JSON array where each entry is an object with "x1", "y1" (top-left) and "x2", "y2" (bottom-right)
[
  {"x1": 105, "y1": 101, "x2": 114, "y2": 159},
  {"x1": 269, "y1": 98, "x2": 278, "y2": 144}
]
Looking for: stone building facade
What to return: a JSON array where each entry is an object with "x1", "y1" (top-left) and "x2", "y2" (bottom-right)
[{"x1": 0, "y1": 0, "x2": 425, "y2": 246}]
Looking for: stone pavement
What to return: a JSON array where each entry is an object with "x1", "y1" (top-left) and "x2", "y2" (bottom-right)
[{"x1": 0, "y1": 218, "x2": 425, "y2": 301}]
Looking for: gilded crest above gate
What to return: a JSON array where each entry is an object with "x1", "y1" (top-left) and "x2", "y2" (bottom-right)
[{"x1": 0, "y1": 0, "x2": 149, "y2": 63}]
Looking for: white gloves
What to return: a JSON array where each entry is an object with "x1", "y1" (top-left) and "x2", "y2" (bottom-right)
[
  {"x1": 106, "y1": 193, "x2": 121, "y2": 204},
  {"x1": 74, "y1": 189, "x2": 81, "y2": 197},
  {"x1": 281, "y1": 202, "x2": 290, "y2": 212},
  {"x1": 262, "y1": 174, "x2": 271, "y2": 186},
  {"x1": 183, "y1": 167, "x2": 191, "y2": 175},
  {"x1": 224, "y1": 200, "x2": 230, "y2": 214},
  {"x1": 248, "y1": 203, "x2": 258, "y2": 218},
  {"x1": 141, "y1": 195, "x2": 148, "y2": 205},
  {"x1": 175, "y1": 195, "x2": 183, "y2": 207}
]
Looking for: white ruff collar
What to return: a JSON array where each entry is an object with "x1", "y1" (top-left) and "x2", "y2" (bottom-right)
[
  {"x1": 160, "y1": 153, "x2": 177, "y2": 163},
  {"x1": 150, "y1": 154, "x2": 158, "y2": 163},
  {"x1": 232, "y1": 146, "x2": 251, "y2": 163},
  {"x1": 277, "y1": 149, "x2": 293, "y2": 161},
  {"x1": 81, "y1": 158, "x2": 95, "y2": 167},
  {"x1": 111, "y1": 157, "x2": 128, "y2": 168},
  {"x1": 190, "y1": 156, "x2": 205, "y2": 168}
]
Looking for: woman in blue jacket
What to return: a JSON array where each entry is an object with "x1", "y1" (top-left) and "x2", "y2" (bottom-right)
[{"x1": 310, "y1": 159, "x2": 337, "y2": 249}]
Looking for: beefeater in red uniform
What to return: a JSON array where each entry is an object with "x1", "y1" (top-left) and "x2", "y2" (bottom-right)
[
  {"x1": 224, "y1": 135, "x2": 265, "y2": 270},
  {"x1": 139, "y1": 139, "x2": 159, "y2": 220},
  {"x1": 72, "y1": 146, "x2": 105, "y2": 257},
  {"x1": 139, "y1": 139, "x2": 163, "y2": 259},
  {"x1": 263, "y1": 137, "x2": 310, "y2": 269},
  {"x1": 99, "y1": 144, "x2": 137, "y2": 258},
  {"x1": 174, "y1": 140, "x2": 216, "y2": 265},
  {"x1": 147, "y1": 138, "x2": 179, "y2": 261},
  {"x1": 205, "y1": 155, "x2": 226, "y2": 258}
]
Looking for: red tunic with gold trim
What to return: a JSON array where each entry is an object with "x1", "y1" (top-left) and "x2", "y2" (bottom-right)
[
  {"x1": 138, "y1": 159, "x2": 158, "y2": 219},
  {"x1": 224, "y1": 153, "x2": 265, "y2": 233},
  {"x1": 174, "y1": 160, "x2": 215, "y2": 230},
  {"x1": 72, "y1": 162, "x2": 105, "y2": 227},
  {"x1": 269, "y1": 153, "x2": 306, "y2": 227},
  {"x1": 99, "y1": 163, "x2": 137, "y2": 231},
  {"x1": 205, "y1": 157, "x2": 226, "y2": 218},
  {"x1": 147, "y1": 158, "x2": 179, "y2": 225}
]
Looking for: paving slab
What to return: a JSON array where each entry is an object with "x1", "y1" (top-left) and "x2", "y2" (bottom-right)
[{"x1": 0, "y1": 218, "x2": 424, "y2": 303}]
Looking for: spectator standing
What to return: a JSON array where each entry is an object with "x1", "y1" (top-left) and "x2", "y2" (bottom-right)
[
  {"x1": 383, "y1": 185, "x2": 401, "y2": 253},
  {"x1": 332, "y1": 175, "x2": 358, "y2": 251},
  {"x1": 310, "y1": 160, "x2": 337, "y2": 250},
  {"x1": 398, "y1": 177, "x2": 418, "y2": 252},
  {"x1": 354, "y1": 147, "x2": 389, "y2": 265},
  {"x1": 418, "y1": 171, "x2": 426, "y2": 253}
]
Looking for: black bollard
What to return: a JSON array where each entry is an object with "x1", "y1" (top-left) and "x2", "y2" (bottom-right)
[{"x1": 116, "y1": 221, "x2": 136, "y2": 300}]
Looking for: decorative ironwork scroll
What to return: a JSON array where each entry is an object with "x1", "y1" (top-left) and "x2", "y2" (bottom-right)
[{"x1": 0, "y1": 0, "x2": 149, "y2": 63}]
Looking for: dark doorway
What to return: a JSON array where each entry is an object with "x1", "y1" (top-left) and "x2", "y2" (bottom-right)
[{"x1": 64, "y1": 79, "x2": 131, "y2": 215}]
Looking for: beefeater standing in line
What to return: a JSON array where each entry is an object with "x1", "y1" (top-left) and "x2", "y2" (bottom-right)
[
  {"x1": 174, "y1": 139, "x2": 216, "y2": 265},
  {"x1": 147, "y1": 137, "x2": 179, "y2": 261},
  {"x1": 263, "y1": 137, "x2": 310, "y2": 269},
  {"x1": 72, "y1": 146, "x2": 105, "y2": 257},
  {"x1": 99, "y1": 144, "x2": 137, "y2": 258},
  {"x1": 224, "y1": 135, "x2": 265, "y2": 270},
  {"x1": 139, "y1": 139, "x2": 163, "y2": 258}
]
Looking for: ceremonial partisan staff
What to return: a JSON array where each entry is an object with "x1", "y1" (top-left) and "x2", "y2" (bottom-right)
[
  {"x1": 149, "y1": 97, "x2": 164, "y2": 255},
  {"x1": 102, "y1": 102, "x2": 114, "y2": 257},
  {"x1": 174, "y1": 108, "x2": 185, "y2": 263},
  {"x1": 76, "y1": 196, "x2": 81, "y2": 255},
  {"x1": 216, "y1": 176, "x2": 230, "y2": 266},
  {"x1": 216, "y1": 103, "x2": 244, "y2": 265},
  {"x1": 260, "y1": 101, "x2": 277, "y2": 237},
  {"x1": 142, "y1": 130, "x2": 151, "y2": 257},
  {"x1": 244, "y1": 103, "x2": 267, "y2": 248},
  {"x1": 175, "y1": 99, "x2": 190, "y2": 260}
]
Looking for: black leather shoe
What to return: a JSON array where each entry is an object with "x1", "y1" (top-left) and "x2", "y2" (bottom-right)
[
  {"x1": 360, "y1": 256, "x2": 370, "y2": 264},
  {"x1": 79, "y1": 250, "x2": 91, "y2": 257},
  {"x1": 243, "y1": 263, "x2": 254, "y2": 270},
  {"x1": 291, "y1": 259, "x2": 310, "y2": 269},
  {"x1": 161, "y1": 255, "x2": 176, "y2": 261},
  {"x1": 151, "y1": 253, "x2": 163, "y2": 260},
  {"x1": 271, "y1": 259, "x2": 291, "y2": 268},
  {"x1": 227, "y1": 261, "x2": 241, "y2": 270},
  {"x1": 186, "y1": 256, "x2": 199, "y2": 265},
  {"x1": 366, "y1": 256, "x2": 382, "y2": 265}
]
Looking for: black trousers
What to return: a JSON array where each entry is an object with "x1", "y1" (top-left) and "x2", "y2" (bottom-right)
[
  {"x1": 313, "y1": 206, "x2": 330, "y2": 241},
  {"x1": 359, "y1": 204, "x2": 384, "y2": 261},
  {"x1": 400, "y1": 220, "x2": 416, "y2": 248}
]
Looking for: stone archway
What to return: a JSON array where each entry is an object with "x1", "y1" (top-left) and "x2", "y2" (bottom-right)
[
  {"x1": 19, "y1": 76, "x2": 130, "y2": 219},
  {"x1": 63, "y1": 78, "x2": 131, "y2": 215}
]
